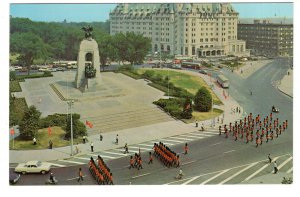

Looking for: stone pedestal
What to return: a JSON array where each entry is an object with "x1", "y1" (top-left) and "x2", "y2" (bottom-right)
[{"x1": 75, "y1": 38, "x2": 101, "y2": 91}]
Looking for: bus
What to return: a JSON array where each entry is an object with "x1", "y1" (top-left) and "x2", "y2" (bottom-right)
[{"x1": 217, "y1": 74, "x2": 229, "y2": 88}]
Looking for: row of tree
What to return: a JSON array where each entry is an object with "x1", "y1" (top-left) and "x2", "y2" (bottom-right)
[{"x1": 10, "y1": 17, "x2": 152, "y2": 74}]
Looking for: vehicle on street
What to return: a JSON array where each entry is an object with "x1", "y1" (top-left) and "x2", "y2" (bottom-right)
[
  {"x1": 272, "y1": 105, "x2": 279, "y2": 113},
  {"x1": 9, "y1": 172, "x2": 21, "y2": 185},
  {"x1": 15, "y1": 161, "x2": 51, "y2": 174},
  {"x1": 56, "y1": 67, "x2": 66, "y2": 71},
  {"x1": 199, "y1": 69, "x2": 207, "y2": 75},
  {"x1": 14, "y1": 66, "x2": 22, "y2": 70},
  {"x1": 217, "y1": 74, "x2": 229, "y2": 88}
]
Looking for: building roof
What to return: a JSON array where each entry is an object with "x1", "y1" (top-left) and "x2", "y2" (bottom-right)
[{"x1": 238, "y1": 17, "x2": 293, "y2": 25}]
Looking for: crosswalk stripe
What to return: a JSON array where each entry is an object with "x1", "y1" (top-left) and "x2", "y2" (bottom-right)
[
  {"x1": 168, "y1": 136, "x2": 194, "y2": 141},
  {"x1": 149, "y1": 141, "x2": 176, "y2": 146},
  {"x1": 218, "y1": 162, "x2": 258, "y2": 184},
  {"x1": 138, "y1": 143, "x2": 155, "y2": 147},
  {"x1": 74, "y1": 156, "x2": 91, "y2": 161},
  {"x1": 243, "y1": 157, "x2": 279, "y2": 182},
  {"x1": 200, "y1": 169, "x2": 230, "y2": 185},
  {"x1": 178, "y1": 134, "x2": 205, "y2": 139},
  {"x1": 160, "y1": 138, "x2": 183, "y2": 143},
  {"x1": 58, "y1": 160, "x2": 85, "y2": 165},
  {"x1": 102, "y1": 151, "x2": 127, "y2": 156},
  {"x1": 190, "y1": 132, "x2": 215, "y2": 137},
  {"x1": 195, "y1": 131, "x2": 218, "y2": 135},
  {"x1": 48, "y1": 162, "x2": 66, "y2": 167},
  {"x1": 182, "y1": 176, "x2": 200, "y2": 185},
  {"x1": 87, "y1": 153, "x2": 116, "y2": 159},
  {"x1": 278, "y1": 157, "x2": 293, "y2": 169},
  {"x1": 129, "y1": 146, "x2": 152, "y2": 151},
  {"x1": 287, "y1": 167, "x2": 293, "y2": 174}
]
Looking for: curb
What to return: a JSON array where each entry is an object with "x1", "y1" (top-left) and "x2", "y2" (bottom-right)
[{"x1": 277, "y1": 84, "x2": 293, "y2": 99}]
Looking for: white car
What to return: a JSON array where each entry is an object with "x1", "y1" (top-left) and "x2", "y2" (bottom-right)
[{"x1": 15, "y1": 161, "x2": 51, "y2": 174}]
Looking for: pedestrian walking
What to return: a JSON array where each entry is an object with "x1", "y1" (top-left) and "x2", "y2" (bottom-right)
[
  {"x1": 90, "y1": 141, "x2": 94, "y2": 152},
  {"x1": 77, "y1": 168, "x2": 83, "y2": 182},
  {"x1": 100, "y1": 133, "x2": 103, "y2": 141},
  {"x1": 75, "y1": 144, "x2": 80, "y2": 154},
  {"x1": 83, "y1": 136, "x2": 86, "y2": 144},
  {"x1": 195, "y1": 121, "x2": 198, "y2": 127},
  {"x1": 115, "y1": 134, "x2": 119, "y2": 145},
  {"x1": 256, "y1": 137, "x2": 259, "y2": 148},
  {"x1": 49, "y1": 140, "x2": 53, "y2": 149},
  {"x1": 148, "y1": 152, "x2": 153, "y2": 164},
  {"x1": 268, "y1": 154, "x2": 272, "y2": 163},
  {"x1": 33, "y1": 137, "x2": 37, "y2": 145},
  {"x1": 124, "y1": 143, "x2": 129, "y2": 154},
  {"x1": 184, "y1": 143, "x2": 188, "y2": 155},
  {"x1": 273, "y1": 161, "x2": 278, "y2": 174},
  {"x1": 219, "y1": 126, "x2": 222, "y2": 135}
]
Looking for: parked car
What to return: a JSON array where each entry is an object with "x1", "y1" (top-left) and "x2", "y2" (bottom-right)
[
  {"x1": 9, "y1": 172, "x2": 21, "y2": 185},
  {"x1": 56, "y1": 67, "x2": 66, "y2": 71},
  {"x1": 15, "y1": 161, "x2": 51, "y2": 174},
  {"x1": 199, "y1": 69, "x2": 207, "y2": 75}
]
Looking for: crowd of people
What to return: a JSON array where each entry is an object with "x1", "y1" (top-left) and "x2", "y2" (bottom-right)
[
  {"x1": 128, "y1": 153, "x2": 144, "y2": 170},
  {"x1": 153, "y1": 142, "x2": 180, "y2": 168},
  {"x1": 219, "y1": 112, "x2": 288, "y2": 147},
  {"x1": 88, "y1": 156, "x2": 113, "y2": 185}
]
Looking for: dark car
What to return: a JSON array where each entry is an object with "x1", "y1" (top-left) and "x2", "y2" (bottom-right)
[
  {"x1": 199, "y1": 69, "x2": 207, "y2": 75},
  {"x1": 9, "y1": 172, "x2": 21, "y2": 185}
]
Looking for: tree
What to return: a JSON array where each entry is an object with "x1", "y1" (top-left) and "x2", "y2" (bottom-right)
[
  {"x1": 194, "y1": 87, "x2": 212, "y2": 112},
  {"x1": 10, "y1": 32, "x2": 50, "y2": 75},
  {"x1": 65, "y1": 114, "x2": 87, "y2": 139},
  {"x1": 19, "y1": 106, "x2": 41, "y2": 139},
  {"x1": 182, "y1": 98, "x2": 193, "y2": 119}
]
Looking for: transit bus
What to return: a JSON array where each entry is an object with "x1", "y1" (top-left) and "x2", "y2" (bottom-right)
[{"x1": 216, "y1": 74, "x2": 229, "y2": 88}]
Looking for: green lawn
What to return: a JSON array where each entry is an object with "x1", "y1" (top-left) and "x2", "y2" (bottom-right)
[
  {"x1": 183, "y1": 108, "x2": 223, "y2": 123},
  {"x1": 10, "y1": 81, "x2": 22, "y2": 92},
  {"x1": 10, "y1": 126, "x2": 82, "y2": 150},
  {"x1": 137, "y1": 69, "x2": 222, "y2": 105}
]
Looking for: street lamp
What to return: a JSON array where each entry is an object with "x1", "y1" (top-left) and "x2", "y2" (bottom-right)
[
  {"x1": 67, "y1": 100, "x2": 74, "y2": 156},
  {"x1": 210, "y1": 84, "x2": 214, "y2": 127}
]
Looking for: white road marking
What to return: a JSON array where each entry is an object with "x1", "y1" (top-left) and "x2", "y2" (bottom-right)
[
  {"x1": 179, "y1": 134, "x2": 205, "y2": 139},
  {"x1": 160, "y1": 138, "x2": 183, "y2": 143},
  {"x1": 181, "y1": 160, "x2": 196, "y2": 166},
  {"x1": 182, "y1": 176, "x2": 200, "y2": 185},
  {"x1": 243, "y1": 156, "x2": 279, "y2": 182},
  {"x1": 58, "y1": 160, "x2": 85, "y2": 165},
  {"x1": 66, "y1": 175, "x2": 87, "y2": 181},
  {"x1": 190, "y1": 132, "x2": 214, "y2": 137},
  {"x1": 168, "y1": 136, "x2": 194, "y2": 141},
  {"x1": 199, "y1": 131, "x2": 218, "y2": 135},
  {"x1": 271, "y1": 157, "x2": 293, "y2": 173},
  {"x1": 129, "y1": 146, "x2": 152, "y2": 151},
  {"x1": 131, "y1": 173, "x2": 151, "y2": 179},
  {"x1": 48, "y1": 163, "x2": 66, "y2": 167},
  {"x1": 200, "y1": 169, "x2": 230, "y2": 185},
  {"x1": 102, "y1": 151, "x2": 128, "y2": 156},
  {"x1": 149, "y1": 141, "x2": 176, "y2": 146},
  {"x1": 287, "y1": 167, "x2": 293, "y2": 174},
  {"x1": 87, "y1": 153, "x2": 115, "y2": 159},
  {"x1": 218, "y1": 162, "x2": 258, "y2": 184},
  {"x1": 138, "y1": 143, "x2": 155, "y2": 147},
  {"x1": 73, "y1": 156, "x2": 90, "y2": 161},
  {"x1": 210, "y1": 142, "x2": 222, "y2": 146},
  {"x1": 224, "y1": 150, "x2": 236, "y2": 154}
]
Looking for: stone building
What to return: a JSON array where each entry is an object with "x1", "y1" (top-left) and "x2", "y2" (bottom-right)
[
  {"x1": 238, "y1": 19, "x2": 293, "y2": 57},
  {"x1": 109, "y1": 3, "x2": 249, "y2": 58}
]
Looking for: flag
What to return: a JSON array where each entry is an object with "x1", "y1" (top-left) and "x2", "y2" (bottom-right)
[
  {"x1": 10, "y1": 128, "x2": 15, "y2": 136},
  {"x1": 48, "y1": 126, "x2": 52, "y2": 136},
  {"x1": 86, "y1": 120, "x2": 93, "y2": 128}
]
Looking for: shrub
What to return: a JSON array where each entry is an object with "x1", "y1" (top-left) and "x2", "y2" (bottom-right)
[
  {"x1": 43, "y1": 71, "x2": 53, "y2": 77},
  {"x1": 10, "y1": 71, "x2": 17, "y2": 81},
  {"x1": 39, "y1": 113, "x2": 67, "y2": 128},
  {"x1": 194, "y1": 87, "x2": 212, "y2": 112}
]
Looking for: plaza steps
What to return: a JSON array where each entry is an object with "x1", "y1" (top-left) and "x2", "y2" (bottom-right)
[
  {"x1": 50, "y1": 83, "x2": 66, "y2": 101},
  {"x1": 81, "y1": 107, "x2": 174, "y2": 134}
]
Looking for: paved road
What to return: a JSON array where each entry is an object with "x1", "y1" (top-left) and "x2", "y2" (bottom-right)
[{"x1": 11, "y1": 59, "x2": 292, "y2": 185}]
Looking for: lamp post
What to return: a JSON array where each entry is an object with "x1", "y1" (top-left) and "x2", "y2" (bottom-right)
[
  {"x1": 67, "y1": 100, "x2": 74, "y2": 156},
  {"x1": 210, "y1": 84, "x2": 214, "y2": 127}
]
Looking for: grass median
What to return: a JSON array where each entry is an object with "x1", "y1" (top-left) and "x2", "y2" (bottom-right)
[{"x1": 10, "y1": 126, "x2": 82, "y2": 150}]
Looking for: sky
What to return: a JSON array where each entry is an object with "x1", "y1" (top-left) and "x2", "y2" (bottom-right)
[{"x1": 9, "y1": 2, "x2": 293, "y2": 23}]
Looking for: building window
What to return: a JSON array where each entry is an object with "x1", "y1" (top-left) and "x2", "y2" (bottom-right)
[
  {"x1": 185, "y1": 47, "x2": 188, "y2": 55},
  {"x1": 192, "y1": 46, "x2": 195, "y2": 55}
]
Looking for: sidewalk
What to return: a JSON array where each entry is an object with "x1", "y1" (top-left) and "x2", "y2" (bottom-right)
[
  {"x1": 9, "y1": 69, "x2": 244, "y2": 164},
  {"x1": 234, "y1": 60, "x2": 272, "y2": 79},
  {"x1": 243, "y1": 172, "x2": 292, "y2": 184},
  {"x1": 277, "y1": 69, "x2": 293, "y2": 98}
]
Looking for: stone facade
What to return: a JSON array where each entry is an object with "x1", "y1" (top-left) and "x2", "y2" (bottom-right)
[
  {"x1": 109, "y1": 3, "x2": 249, "y2": 58},
  {"x1": 75, "y1": 39, "x2": 101, "y2": 91},
  {"x1": 238, "y1": 19, "x2": 293, "y2": 57}
]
